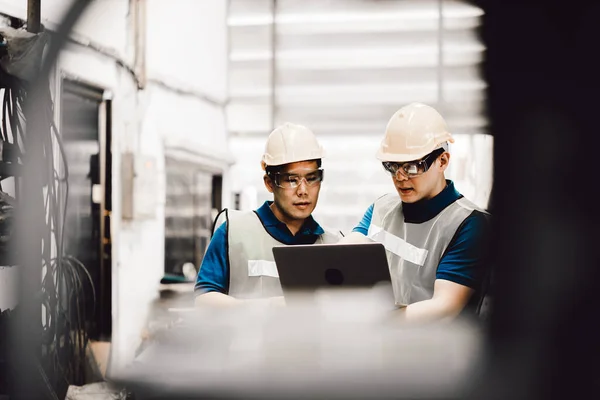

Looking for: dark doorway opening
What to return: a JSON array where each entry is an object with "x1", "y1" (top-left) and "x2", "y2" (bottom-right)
[{"x1": 61, "y1": 79, "x2": 112, "y2": 340}]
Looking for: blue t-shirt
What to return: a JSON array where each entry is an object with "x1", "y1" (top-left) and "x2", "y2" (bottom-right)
[
  {"x1": 352, "y1": 181, "x2": 490, "y2": 291},
  {"x1": 195, "y1": 201, "x2": 325, "y2": 295}
]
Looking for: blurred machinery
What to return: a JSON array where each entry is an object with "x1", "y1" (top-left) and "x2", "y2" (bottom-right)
[{"x1": 0, "y1": 13, "x2": 103, "y2": 399}]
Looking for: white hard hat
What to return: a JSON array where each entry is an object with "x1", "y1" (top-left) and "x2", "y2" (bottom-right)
[
  {"x1": 376, "y1": 102, "x2": 455, "y2": 162},
  {"x1": 261, "y1": 123, "x2": 325, "y2": 169}
]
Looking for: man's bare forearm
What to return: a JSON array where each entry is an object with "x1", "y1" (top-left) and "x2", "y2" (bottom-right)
[
  {"x1": 194, "y1": 292, "x2": 285, "y2": 308},
  {"x1": 194, "y1": 291, "x2": 241, "y2": 307},
  {"x1": 395, "y1": 299, "x2": 458, "y2": 324},
  {"x1": 394, "y1": 280, "x2": 474, "y2": 323}
]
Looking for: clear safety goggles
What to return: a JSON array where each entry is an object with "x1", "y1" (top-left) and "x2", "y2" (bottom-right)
[
  {"x1": 382, "y1": 147, "x2": 445, "y2": 179},
  {"x1": 268, "y1": 168, "x2": 324, "y2": 189}
]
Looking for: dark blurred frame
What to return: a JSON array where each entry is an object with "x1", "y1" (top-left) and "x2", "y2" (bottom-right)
[{"x1": 10, "y1": 0, "x2": 600, "y2": 399}]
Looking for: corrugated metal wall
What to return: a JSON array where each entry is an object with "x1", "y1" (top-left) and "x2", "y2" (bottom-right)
[{"x1": 227, "y1": 0, "x2": 492, "y2": 233}]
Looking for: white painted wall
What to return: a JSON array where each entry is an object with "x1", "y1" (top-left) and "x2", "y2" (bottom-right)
[
  {"x1": 0, "y1": 0, "x2": 230, "y2": 373},
  {"x1": 146, "y1": 0, "x2": 228, "y2": 103},
  {"x1": 0, "y1": 0, "x2": 130, "y2": 61},
  {"x1": 117, "y1": 0, "x2": 230, "y2": 373}
]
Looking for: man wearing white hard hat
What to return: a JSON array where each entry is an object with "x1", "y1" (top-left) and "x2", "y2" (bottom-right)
[
  {"x1": 195, "y1": 123, "x2": 341, "y2": 307},
  {"x1": 342, "y1": 103, "x2": 491, "y2": 322}
]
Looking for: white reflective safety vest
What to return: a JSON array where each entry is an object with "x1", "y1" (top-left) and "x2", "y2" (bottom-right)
[
  {"x1": 213, "y1": 209, "x2": 341, "y2": 299},
  {"x1": 367, "y1": 193, "x2": 487, "y2": 307}
]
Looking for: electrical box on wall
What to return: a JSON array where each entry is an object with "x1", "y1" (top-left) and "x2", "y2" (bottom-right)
[{"x1": 121, "y1": 152, "x2": 158, "y2": 220}]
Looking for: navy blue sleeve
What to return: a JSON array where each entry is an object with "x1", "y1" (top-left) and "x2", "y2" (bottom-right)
[
  {"x1": 352, "y1": 204, "x2": 374, "y2": 236},
  {"x1": 194, "y1": 222, "x2": 228, "y2": 295},
  {"x1": 436, "y1": 211, "x2": 491, "y2": 290}
]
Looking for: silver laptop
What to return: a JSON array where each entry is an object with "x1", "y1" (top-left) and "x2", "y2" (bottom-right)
[{"x1": 272, "y1": 242, "x2": 392, "y2": 295}]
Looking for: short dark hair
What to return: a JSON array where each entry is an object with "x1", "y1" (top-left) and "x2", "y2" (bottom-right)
[{"x1": 265, "y1": 159, "x2": 321, "y2": 176}]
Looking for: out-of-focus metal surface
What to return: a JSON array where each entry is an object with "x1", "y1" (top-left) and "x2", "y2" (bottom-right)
[{"x1": 120, "y1": 288, "x2": 484, "y2": 400}]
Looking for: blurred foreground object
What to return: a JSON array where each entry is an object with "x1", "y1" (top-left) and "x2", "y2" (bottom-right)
[
  {"x1": 468, "y1": 0, "x2": 600, "y2": 398},
  {"x1": 65, "y1": 382, "x2": 128, "y2": 400},
  {"x1": 0, "y1": 191, "x2": 15, "y2": 264},
  {"x1": 122, "y1": 288, "x2": 483, "y2": 399},
  {"x1": 0, "y1": 26, "x2": 48, "y2": 82}
]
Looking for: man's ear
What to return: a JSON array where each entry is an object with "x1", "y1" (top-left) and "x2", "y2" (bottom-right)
[
  {"x1": 439, "y1": 152, "x2": 450, "y2": 172},
  {"x1": 264, "y1": 174, "x2": 274, "y2": 193}
]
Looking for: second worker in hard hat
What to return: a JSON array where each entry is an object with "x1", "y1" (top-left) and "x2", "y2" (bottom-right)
[
  {"x1": 341, "y1": 102, "x2": 491, "y2": 322},
  {"x1": 194, "y1": 123, "x2": 341, "y2": 307}
]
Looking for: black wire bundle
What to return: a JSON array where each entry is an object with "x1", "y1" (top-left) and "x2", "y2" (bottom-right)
[{"x1": 0, "y1": 63, "x2": 95, "y2": 394}]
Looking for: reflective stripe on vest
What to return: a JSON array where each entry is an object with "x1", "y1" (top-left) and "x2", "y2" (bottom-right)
[
  {"x1": 367, "y1": 224, "x2": 429, "y2": 266},
  {"x1": 248, "y1": 260, "x2": 279, "y2": 278},
  {"x1": 227, "y1": 210, "x2": 340, "y2": 299}
]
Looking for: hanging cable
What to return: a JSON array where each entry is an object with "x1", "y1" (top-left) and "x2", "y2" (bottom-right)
[{"x1": 1, "y1": 39, "x2": 96, "y2": 400}]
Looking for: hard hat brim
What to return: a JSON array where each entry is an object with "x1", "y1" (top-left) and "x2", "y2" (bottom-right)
[
  {"x1": 376, "y1": 150, "x2": 433, "y2": 163},
  {"x1": 376, "y1": 140, "x2": 452, "y2": 163}
]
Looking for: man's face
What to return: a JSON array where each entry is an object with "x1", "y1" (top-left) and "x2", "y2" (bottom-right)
[
  {"x1": 264, "y1": 160, "x2": 322, "y2": 224},
  {"x1": 386, "y1": 151, "x2": 450, "y2": 203}
]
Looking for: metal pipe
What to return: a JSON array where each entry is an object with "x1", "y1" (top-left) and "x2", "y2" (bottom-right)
[
  {"x1": 133, "y1": 0, "x2": 147, "y2": 89},
  {"x1": 27, "y1": 0, "x2": 41, "y2": 33}
]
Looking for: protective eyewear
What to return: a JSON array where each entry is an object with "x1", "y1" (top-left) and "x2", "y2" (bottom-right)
[
  {"x1": 382, "y1": 148, "x2": 445, "y2": 179},
  {"x1": 268, "y1": 169, "x2": 324, "y2": 189}
]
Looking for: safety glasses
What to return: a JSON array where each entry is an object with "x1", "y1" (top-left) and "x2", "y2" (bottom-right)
[
  {"x1": 382, "y1": 148, "x2": 445, "y2": 179},
  {"x1": 268, "y1": 168, "x2": 324, "y2": 189}
]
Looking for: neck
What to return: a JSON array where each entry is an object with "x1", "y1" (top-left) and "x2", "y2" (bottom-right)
[
  {"x1": 426, "y1": 177, "x2": 448, "y2": 201},
  {"x1": 270, "y1": 203, "x2": 304, "y2": 236}
]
